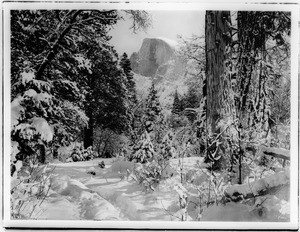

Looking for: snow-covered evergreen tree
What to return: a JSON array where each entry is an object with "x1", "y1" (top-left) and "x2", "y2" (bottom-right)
[
  {"x1": 130, "y1": 131, "x2": 155, "y2": 163},
  {"x1": 171, "y1": 89, "x2": 182, "y2": 115},
  {"x1": 82, "y1": 44, "x2": 131, "y2": 148},
  {"x1": 143, "y1": 82, "x2": 166, "y2": 146},
  {"x1": 10, "y1": 10, "x2": 119, "y2": 168},
  {"x1": 120, "y1": 52, "x2": 137, "y2": 104},
  {"x1": 158, "y1": 131, "x2": 176, "y2": 161},
  {"x1": 144, "y1": 82, "x2": 162, "y2": 131}
]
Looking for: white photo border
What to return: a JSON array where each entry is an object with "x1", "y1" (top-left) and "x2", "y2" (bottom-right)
[{"x1": 2, "y1": 1, "x2": 299, "y2": 229}]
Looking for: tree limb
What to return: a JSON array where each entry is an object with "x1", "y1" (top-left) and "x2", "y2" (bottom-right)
[{"x1": 36, "y1": 10, "x2": 82, "y2": 80}]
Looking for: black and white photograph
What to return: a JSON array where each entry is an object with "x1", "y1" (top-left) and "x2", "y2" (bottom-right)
[{"x1": 2, "y1": 1, "x2": 299, "y2": 230}]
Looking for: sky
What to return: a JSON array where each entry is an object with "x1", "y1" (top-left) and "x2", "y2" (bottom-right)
[{"x1": 109, "y1": 10, "x2": 205, "y2": 56}]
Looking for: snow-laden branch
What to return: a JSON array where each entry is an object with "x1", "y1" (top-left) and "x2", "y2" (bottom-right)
[
  {"x1": 259, "y1": 145, "x2": 290, "y2": 161},
  {"x1": 224, "y1": 169, "x2": 289, "y2": 202},
  {"x1": 36, "y1": 10, "x2": 82, "y2": 80}
]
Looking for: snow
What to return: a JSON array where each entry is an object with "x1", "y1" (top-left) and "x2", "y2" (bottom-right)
[
  {"x1": 11, "y1": 96, "x2": 24, "y2": 128},
  {"x1": 225, "y1": 169, "x2": 290, "y2": 201},
  {"x1": 24, "y1": 89, "x2": 52, "y2": 105},
  {"x1": 11, "y1": 141, "x2": 19, "y2": 162},
  {"x1": 19, "y1": 158, "x2": 194, "y2": 220},
  {"x1": 31, "y1": 117, "x2": 53, "y2": 142},
  {"x1": 24, "y1": 89, "x2": 37, "y2": 97},
  {"x1": 34, "y1": 92, "x2": 52, "y2": 103},
  {"x1": 16, "y1": 156, "x2": 289, "y2": 221},
  {"x1": 74, "y1": 55, "x2": 92, "y2": 74},
  {"x1": 21, "y1": 71, "x2": 35, "y2": 85}
]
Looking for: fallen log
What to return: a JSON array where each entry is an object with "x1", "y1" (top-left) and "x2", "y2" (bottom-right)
[
  {"x1": 259, "y1": 145, "x2": 290, "y2": 161},
  {"x1": 224, "y1": 169, "x2": 290, "y2": 202}
]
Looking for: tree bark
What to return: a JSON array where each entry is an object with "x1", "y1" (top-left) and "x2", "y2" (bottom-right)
[
  {"x1": 84, "y1": 111, "x2": 94, "y2": 149},
  {"x1": 205, "y1": 11, "x2": 232, "y2": 134}
]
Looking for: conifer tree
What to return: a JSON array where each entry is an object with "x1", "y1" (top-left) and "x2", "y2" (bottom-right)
[
  {"x1": 172, "y1": 89, "x2": 182, "y2": 115},
  {"x1": 142, "y1": 82, "x2": 166, "y2": 147},
  {"x1": 130, "y1": 131, "x2": 155, "y2": 163},
  {"x1": 158, "y1": 131, "x2": 176, "y2": 161},
  {"x1": 120, "y1": 52, "x2": 137, "y2": 103},
  {"x1": 82, "y1": 44, "x2": 130, "y2": 149},
  {"x1": 144, "y1": 82, "x2": 164, "y2": 133}
]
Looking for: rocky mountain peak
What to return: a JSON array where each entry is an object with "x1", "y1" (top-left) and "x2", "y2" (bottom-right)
[
  {"x1": 130, "y1": 37, "x2": 180, "y2": 78},
  {"x1": 131, "y1": 37, "x2": 189, "y2": 110}
]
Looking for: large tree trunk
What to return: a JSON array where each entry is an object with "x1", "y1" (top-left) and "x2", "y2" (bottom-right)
[
  {"x1": 205, "y1": 11, "x2": 239, "y2": 174},
  {"x1": 84, "y1": 109, "x2": 94, "y2": 149},
  {"x1": 236, "y1": 11, "x2": 270, "y2": 133},
  {"x1": 205, "y1": 11, "x2": 232, "y2": 134}
]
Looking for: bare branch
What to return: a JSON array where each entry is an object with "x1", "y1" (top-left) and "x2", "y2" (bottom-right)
[{"x1": 123, "y1": 10, "x2": 152, "y2": 33}]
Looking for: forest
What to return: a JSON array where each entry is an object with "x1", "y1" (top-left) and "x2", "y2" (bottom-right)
[{"x1": 9, "y1": 9, "x2": 292, "y2": 222}]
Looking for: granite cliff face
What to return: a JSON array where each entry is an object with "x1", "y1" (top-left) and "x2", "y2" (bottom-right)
[
  {"x1": 131, "y1": 37, "x2": 189, "y2": 110},
  {"x1": 130, "y1": 37, "x2": 185, "y2": 80}
]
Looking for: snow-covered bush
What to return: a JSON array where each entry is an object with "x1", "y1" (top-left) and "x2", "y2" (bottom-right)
[
  {"x1": 185, "y1": 169, "x2": 229, "y2": 220},
  {"x1": 70, "y1": 145, "x2": 94, "y2": 162},
  {"x1": 174, "y1": 183, "x2": 189, "y2": 221},
  {"x1": 57, "y1": 144, "x2": 75, "y2": 162},
  {"x1": 174, "y1": 126, "x2": 202, "y2": 158},
  {"x1": 201, "y1": 194, "x2": 290, "y2": 222},
  {"x1": 11, "y1": 71, "x2": 87, "y2": 168},
  {"x1": 133, "y1": 160, "x2": 162, "y2": 191},
  {"x1": 130, "y1": 131, "x2": 177, "y2": 190},
  {"x1": 11, "y1": 163, "x2": 53, "y2": 219}
]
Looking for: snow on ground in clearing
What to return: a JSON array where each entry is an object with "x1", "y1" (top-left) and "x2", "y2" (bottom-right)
[
  {"x1": 24, "y1": 156, "x2": 288, "y2": 221},
  {"x1": 29, "y1": 157, "x2": 203, "y2": 220}
]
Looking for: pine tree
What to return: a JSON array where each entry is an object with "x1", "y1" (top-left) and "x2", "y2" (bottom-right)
[
  {"x1": 144, "y1": 82, "x2": 164, "y2": 133},
  {"x1": 82, "y1": 44, "x2": 130, "y2": 148},
  {"x1": 158, "y1": 131, "x2": 176, "y2": 161},
  {"x1": 171, "y1": 89, "x2": 182, "y2": 115},
  {"x1": 120, "y1": 52, "x2": 137, "y2": 103},
  {"x1": 11, "y1": 10, "x2": 152, "y2": 163},
  {"x1": 130, "y1": 131, "x2": 155, "y2": 163}
]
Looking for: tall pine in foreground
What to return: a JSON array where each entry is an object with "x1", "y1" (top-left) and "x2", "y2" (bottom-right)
[
  {"x1": 82, "y1": 45, "x2": 130, "y2": 149},
  {"x1": 119, "y1": 52, "x2": 139, "y2": 146}
]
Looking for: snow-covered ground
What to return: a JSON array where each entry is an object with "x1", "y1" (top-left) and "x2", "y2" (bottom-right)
[
  {"x1": 23, "y1": 156, "x2": 289, "y2": 222},
  {"x1": 29, "y1": 157, "x2": 202, "y2": 220}
]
